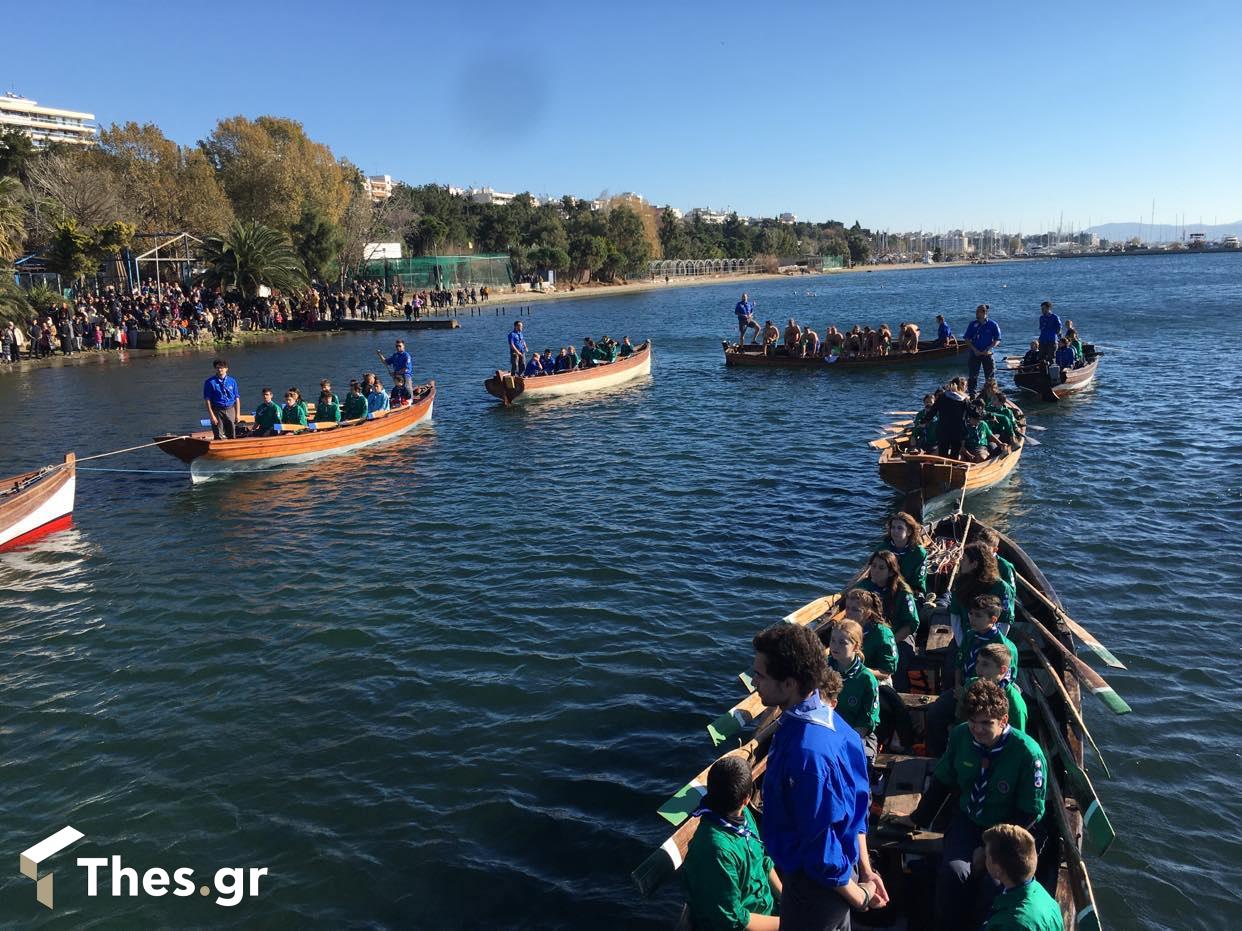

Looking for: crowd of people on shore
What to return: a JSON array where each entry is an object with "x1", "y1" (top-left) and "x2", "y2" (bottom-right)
[
  {"x1": 680, "y1": 513, "x2": 1059, "y2": 931},
  {"x1": 1, "y1": 277, "x2": 496, "y2": 365},
  {"x1": 504, "y1": 320, "x2": 639, "y2": 377},
  {"x1": 202, "y1": 340, "x2": 422, "y2": 440}
]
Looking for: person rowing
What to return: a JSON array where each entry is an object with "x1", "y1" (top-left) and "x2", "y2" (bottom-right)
[
  {"x1": 376, "y1": 339, "x2": 413, "y2": 387},
  {"x1": 735, "y1": 292, "x2": 760, "y2": 345}
]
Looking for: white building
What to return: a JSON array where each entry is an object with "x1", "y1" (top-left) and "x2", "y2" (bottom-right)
[
  {"x1": 0, "y1": 93, "x2": 96, "y2": 146},
  {"x1": 938, "y1": 230, "x2": 970, "y2": 257},
  {"x1": 779, "y1": 212, "x2": 797, "y2": 224},
  {"x1": 364, "y1": 175, "x2": 394, "y2": 201},
  {"x1": 466, "y1": 186, "x2": 516, "y2": 206},
  {"x1": 688, "y1": 207, "x2": 731, "y2": 225}
]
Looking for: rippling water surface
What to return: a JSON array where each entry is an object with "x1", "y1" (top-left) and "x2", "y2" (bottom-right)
[{"x1": 1, "y1": 254, "x2": 1239, "y2": 928}]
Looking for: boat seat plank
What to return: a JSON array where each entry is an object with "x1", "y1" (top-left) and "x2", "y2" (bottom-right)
[{"x1": 878, "y1": 757, "x2": 933, "y2": 820}]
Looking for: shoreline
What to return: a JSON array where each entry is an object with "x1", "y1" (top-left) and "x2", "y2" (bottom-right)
[{"x1": 1, "y1": 260, "x2": 987, "y2": 374}]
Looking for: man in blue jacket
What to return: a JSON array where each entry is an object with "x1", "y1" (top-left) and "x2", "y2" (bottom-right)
[
  {"x1": 202, "y1": 358, "x2": 240, "y2": 439},
  {"x1": 376, "y1": 339, "x2": 414, "y2": 387},
  {"x1": 1036, "y1": 302, "x2": 1061, "y2": 362},
  {"x1": 751, "y1": 623, "x2": 887, "y2": 930},
  {"x1": 507, "y1": 321, "x2": 528, "y2": 375},
  {"x1": 735, "y1": 293, "x2": 760, "y2": 345},
  {"x1": 962, "y1": 304, "x2": 1002, "y2": 395}
]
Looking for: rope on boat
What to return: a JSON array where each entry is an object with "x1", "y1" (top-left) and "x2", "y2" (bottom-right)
[{"x1": 76, "y1": 436, "x2": 192, "y2": 462}]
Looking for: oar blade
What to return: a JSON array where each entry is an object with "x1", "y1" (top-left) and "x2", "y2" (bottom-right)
[
  {"x1": 1088, "y1": 682, "x2": 1132, "y2": 716},
  {"x1": 707, "y1": 708, "x2": 746, "y2": 746},
  {"x1": 631, "y1": 838, "x2": 681, "y2": 898},
  {"x1": 738, "y1": 671, "x2": 755, "y2": 693},
  {"x1": 657, "y1": 779, "x2": 706, "y2": 826}
]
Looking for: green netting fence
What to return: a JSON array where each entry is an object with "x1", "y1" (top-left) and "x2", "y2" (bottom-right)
[{"x1": 353, "y1": 254, "x2": 514, "y2": 290}]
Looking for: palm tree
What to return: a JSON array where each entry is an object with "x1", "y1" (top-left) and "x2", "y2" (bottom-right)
[
  {"x1": 201, "y1": 219, "x2": 308, "y2": 298},
  {"x1": 0, "y1": 176, "x2": 27, "y2": 263}
]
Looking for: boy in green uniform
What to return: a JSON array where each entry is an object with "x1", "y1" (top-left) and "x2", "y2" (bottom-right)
[
  {"x1": 681, "y1": 755, "x2": 781, "y2": 931},
  {"x1": 962, "y1": 406, "x2": 998, "y2": 462},
  {"x1": 342, "y1": 381, "x2": 369, "y2": 422},
  {"x1": 316, "y1": 380, "x2": 341, "y2": 423},
  {"x1": 958, "y1": 642, "x2": 1028, "y2": 734},
  {"x1": 897, "y1": 679, "x2": 1048, "y2": 931},
  {"x1": 981, "y1": 824, "x2": 1062, "y2": 931},
  {"x1": 826, "y1": 620, "x2": 880, "y2": 761},
  {"x1": 928, "y1": 595, "x2": 1020, "y2": 755},
  {"x1": 253, "y1": 387, "x2": 281, "y2": 436}
]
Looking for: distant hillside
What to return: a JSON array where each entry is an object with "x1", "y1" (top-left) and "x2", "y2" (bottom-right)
[{"x1": 1086, "y1": 220, "x2": 1242, "y2": 243}]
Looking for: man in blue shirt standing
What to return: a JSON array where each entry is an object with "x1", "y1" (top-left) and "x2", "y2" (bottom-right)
[
  {"x1": 735, "y1": 293, "x2": 760, "y2": 345},
  {"x1": 962, "y1": 304, "x2": 1002, "y2": 395},
  {"x1": 751, "y1": 623, "x2": 887, "y2": 930},
  {"x1": 1036, "y1": 301, "x2": 1061, "y2": 363},
  {"x1": 507, "y1": 320, "x2": 528, "y2": 375},
  {"x1": 376, "y1": 339, "x2": 414, "y2": 388},
  {"x1": 202, "y1": 358, "x2": 240, "y2": 440}
]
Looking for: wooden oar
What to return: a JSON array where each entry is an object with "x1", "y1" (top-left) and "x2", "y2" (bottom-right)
[
  {"x1": 657, "y1": 716, "x2": 779, "y2": 824},
  {"x1": 1022, "y1": 670, "x2": 1115, "y2": 853},
  {"x1": 1014, "y1": 574, "x2": 1125, "y2": 669},
  {"x1": 887, "y1": 410, "x2": 918, "y2": 415},
  {"x1": 1013, "y1": 611, "x2": 1130, "y2": 715},
  {"x1": 1044, "y1": 765, "x2": 1103, "y2": 931},
  {"x1": 870, "y1": 437, "x2": 897, "y2": 450},
  {"x1": 1013, "y1": 626, "x2": 1114, "y2": 777},
  {"x1": 886, "y1": 419, "x2": 914, "y2": 428}
]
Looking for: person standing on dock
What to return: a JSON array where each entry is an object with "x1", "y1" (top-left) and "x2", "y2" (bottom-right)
[
  {"x1": 735, "y1": 293, "x2": 760, "y2": 345},
  {"x1": 377, "y1": 340, "x2": 414, "y2": 387},
  {"x1": 963, "y1": 304, "x2": 1001, "y2": 395},
  {"x1": 750, "y1": 623, "x2": 888, "y2": 929},
  {"x1": 507, "y1": 320, "x2": 528, "y2": 375},
  {"x1": 1036, "y1": 302, "x2": 1061, "y2": 362},
  {"x1": 203, "y1": 358, "x2": 241, "y2": 440}
]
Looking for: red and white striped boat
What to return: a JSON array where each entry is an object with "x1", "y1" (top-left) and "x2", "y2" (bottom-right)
[{"x1": 0, "y1": 453, "x2": 76, "y2": 551}]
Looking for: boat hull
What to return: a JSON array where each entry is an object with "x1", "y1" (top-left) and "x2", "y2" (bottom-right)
[
  {"x1": 155, "y1": 384, "x2": 435, "y2": 483},
  {"x1": 484, "y1": 341, "x2": 652, "y2": 403},
  {"x1": 722, "y1": 339, "x2": 968, "y2": 369},
  {"x1": 0, "y1": 454, "x2": 76, "y2": 551},
  {"x1": 1015, "y1": 354, "x2": 1100, "y2": 401},
  {"x1": 878, "y1": 401, "x2": 1026, "y2": 506}
]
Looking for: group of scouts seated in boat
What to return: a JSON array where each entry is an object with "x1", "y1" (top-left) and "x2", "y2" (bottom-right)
[
  {"x1": 520, "y1": 335, "x2": 637, "y2": 377},
  {"x1": 681, "y1": 512, "x2": 1060, "y2": 931},
  {"x1": 248, "y1": 372, "x2": 413, "y2": 436},
  {"x1": 909, "y1": 377, "x2": 1019, "y2": 462}
]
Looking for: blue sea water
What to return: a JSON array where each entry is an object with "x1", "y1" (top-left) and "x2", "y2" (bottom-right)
[{"x1": 0, "y1": 253, "x2": 1239, "y2": 928}]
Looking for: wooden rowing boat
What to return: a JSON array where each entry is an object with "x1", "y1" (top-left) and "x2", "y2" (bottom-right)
[
  {"x1": 634, "y1": 516, "x2": 1105, "y2": 931},
  {"x1": 878, "y1": 401, "x2": 1025, "y2": 511},
  {"x1": 1014, "y1": 346, "x2": 1102, "y2": 402},
  {"x1": 483, "y1": 340, "x2": 652, "y2": 404},
  {"x1": 154, "y1": 382, "x2": 435, "y2": 483},
  {"x1": 722, "y1": 339, "x2": 969, "y2": 369},
  {"x1": 0, "y1": 453, "x2": 76, "y2": 551}
]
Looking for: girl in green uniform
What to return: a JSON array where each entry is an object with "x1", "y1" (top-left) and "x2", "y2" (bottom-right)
[
  {"x1": 974, "y1": 526, "x2": 1017, "y2": 591},
  {"x1": 876, "y1": 511, "x2": 929, "y2": 596},
  {"x1": 842, "y1": 589, "x2": 916, "y2": 754},
  {"x1": 856, "y1": 550, "x2": 920, "y2": 690},
  {"x1": 949, "y1": 542, "x2": 1016, "y2": 642},
  {"x1": 341, "y1": 381, "x2": 369, "y2": 422},
  {"x1": 826, "y1": 620, "x2": 879, "y2": 761},
  {"x1": 911, "y1": 393, "x2": 938, "y2": 452},
  {"x1": 252, "y1": 387, "x2": 281, "y2": 437},
  {"x1": 280, "y1": 388, "x2": 308, "y2": 427}
]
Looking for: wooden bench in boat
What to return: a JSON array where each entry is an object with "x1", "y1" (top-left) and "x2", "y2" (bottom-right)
[{"x1": 870, "y1": 755, "x2": 944, "y2": 854}]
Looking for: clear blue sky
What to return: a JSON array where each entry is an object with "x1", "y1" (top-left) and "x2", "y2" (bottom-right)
[{"x1": 5, "y1": 0, "x2": 1240, "y2": 232}]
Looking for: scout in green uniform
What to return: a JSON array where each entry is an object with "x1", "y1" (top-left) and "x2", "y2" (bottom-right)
[
  {"x1": 898, "y1": 680, "x2": 1048, "y2": 931},
  {"x1": 962, "y1": 407, "x2": 998, "y2": 461},
  {"x1": 280, "y1": 388, "x2": 308, "y2": 427},
  {"x1": 876, "y1": 511, "x2": 929, "y2": 596},
  {"x1": 959, "y1": 643, "x2": 1028, "y2": 734},
  {"x1": 975, "y1": 527, "x2": 1017, "y2": 592},
  {"x1": 911, "y1": 393, "x2": 939, "y2": 451},
  {"x1": 844, "y1": 588, "x2": 898, "y2": 679},
  {"x1": 949, "y1": 543, "x2": 1016, "y2": 639},
  {"x1": 681, "y1": 755, "x2": 781, "y2": 931},
  {"x1": 982, "y1": 824, "x2": 1063, "y2": 931},
  {"x1": 928, "y1": 594, "x2": 1020, "y2": 756},
  {"x1": 856, "y1": 549, "x2": 920, "y2": 692},
  {"x1": 252, "y1": 387, "x2": 281, "y2": 436},
  {"x1": 827, "y1": 620, "x2": 880, "y2": 761},
  {"x1": 342, "y1": 381, "x2": 369, "y2": 421},
  {"x1": 315, "y1": 388, "x2": 342, "y2": 423}
]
